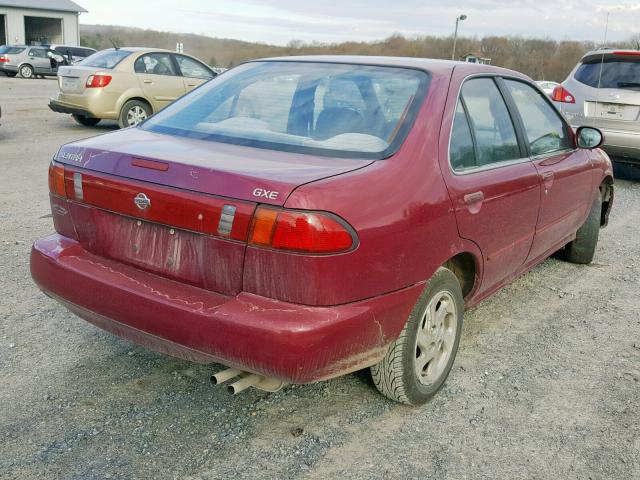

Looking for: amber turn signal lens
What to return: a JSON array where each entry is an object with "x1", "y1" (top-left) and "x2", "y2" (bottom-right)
[
  {"x1": 249, "y1": 207, "x2": 279, "y2": 246},
  {"x1": 48, "y1": 162, "x2": 66, "y2": 197}
]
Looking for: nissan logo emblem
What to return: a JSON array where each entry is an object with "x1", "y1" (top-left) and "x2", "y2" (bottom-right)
[{"x1": 134, "y1": 192, "x2": 151, "y2": 210}]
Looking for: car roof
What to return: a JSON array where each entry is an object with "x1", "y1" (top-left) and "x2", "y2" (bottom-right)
[
  {"x1": 49, "y1": 44, "x2": 96, "y2": 49},
  {"x1": 252, "y1": 55, "x2": 527, "y2": 78},
  {"x1": 581, "y1": 49, "x2": 640, "y2": 62},
  {"x1": 118, "y1": 47, "x2": 175, "y2": 53}
]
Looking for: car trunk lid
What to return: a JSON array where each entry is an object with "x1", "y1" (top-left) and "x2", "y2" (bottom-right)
[
  {"x1": 582, "y1": 87, "x2": 640, "y2": 130},
  {"x1": 57, "y1": 66, "x2": 101, "y2": 93},
  {"x1": 573, "y1": 52, "x2": 640, "y2": 131},
  {"x1": 56, "y1": 127, "x2": 371, "y2": 205},
  {"x1": 53, "y1": 128, "x2": 372, "y2": 295}
]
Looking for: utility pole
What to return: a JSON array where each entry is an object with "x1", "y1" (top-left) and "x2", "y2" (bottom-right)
[{"x1": 451, "y1": 14, "x2": 467, "y2": 61}]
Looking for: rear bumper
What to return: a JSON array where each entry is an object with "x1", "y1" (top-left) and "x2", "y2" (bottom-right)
[
  {"x1": 49, "y1": 99, "x2": 96, "y2": 118},
  {"x1": 30, "y1": 234, "x2": 420, "y2": 383}
]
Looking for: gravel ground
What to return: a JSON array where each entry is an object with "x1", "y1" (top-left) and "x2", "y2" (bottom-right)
[{"x1": 1, "y1": 76, "x2": 639, "y2": 480}]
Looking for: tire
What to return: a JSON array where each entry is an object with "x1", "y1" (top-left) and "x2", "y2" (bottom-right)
[
  {"x1": 72, "y1": 114, "x2": 101, "y2": 127},
  {"x1": 563, "y1": 190, "x2": 602, "y2": 265},
  {"x1": 371, "y1": 267, "x2": 464, "y2": 405},
  {"x1": 19, "y1": 64, "x2": 34, "y2": 79},
  {"x1": 118, "y1": 100, "x2": 151, "y2": 128},
  {"x1": 5, "y1": 72, "x2": 17, "y2": 78}
]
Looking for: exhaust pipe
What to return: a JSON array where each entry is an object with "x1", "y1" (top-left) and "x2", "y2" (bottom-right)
[
  {"x1": 211, "y1": 366, "x2": 286, "y2": 394},
  {"x1": 228, "y1": 374, "x2": 262, "y2": 395},
  {"x1": 210, "y1": 367, "x2": 242, "y2": 385}
]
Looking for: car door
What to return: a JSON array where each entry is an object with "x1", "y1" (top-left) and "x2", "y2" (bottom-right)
[
  {"x1": 27, "y1": 48, "x2": 51, "y2": 74},
  {"x1": 134, "y1": 52, "x2": 185, "y2": 111},
  {"x1": 501, "y1": 78, "x2": 596, "y2": 263},
  {"x1": 440, "y1": 75, "x2": 541, "y2": 296},
  {"x1": 173, "y1": 54, "x2": 215, "y2": 92}
]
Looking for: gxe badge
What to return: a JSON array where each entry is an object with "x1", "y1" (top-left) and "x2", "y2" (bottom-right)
[{"x1": 134, "y1": 192, "x2": 151, "y2": 210}]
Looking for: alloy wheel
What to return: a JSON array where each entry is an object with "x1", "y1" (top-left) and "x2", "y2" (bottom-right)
[
  {"x1": 413, "y1": 291, "x2": 458, "y2": 386},
  {"x1": 20, "y1": 66, "x2": 33, "y2": 78},
  {"x1": 126, "y1": 106, "x2": 148, "y2": 126}
]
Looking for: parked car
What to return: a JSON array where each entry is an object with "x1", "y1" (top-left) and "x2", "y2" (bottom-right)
[
  {"x1": 31, "y1": 57, "x2": 614, "y2": 405},
  {"x1": 47, "y1": 44, "x2": 96, "y2": 65},
  {"x1": 552, "y1": 49, "x2": 640, "y2": 163},
  {"x1": 0, "y1": 45, "x2": 21, "y2": 76},
  {"x1": 49, "y1": 47, "x2": 217, "y2": 127},
  {"x1": 536, "y1": 80, "x2": 560, "y2": 96},
  {"x1": 0, "y1": 44, "x2": 73, "y2": 78}
]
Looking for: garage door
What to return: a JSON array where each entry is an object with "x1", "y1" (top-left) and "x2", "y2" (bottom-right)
[
  {"x1": 0, "y1": 15, "x2": 7, "y2": 45},
  {"x1": 24, "y1": 16, "x2": 63, "y2": 45}
]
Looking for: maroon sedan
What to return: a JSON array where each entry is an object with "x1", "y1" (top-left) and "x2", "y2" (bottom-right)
[{"x1": 31, "y1": 56, "x2": 614, "y2": 405}]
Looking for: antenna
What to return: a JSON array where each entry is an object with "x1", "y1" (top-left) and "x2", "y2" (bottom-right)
[
  {"x1": 109, "y1": 38, "x2": 120, "y2": 50},
  {"x1": 594, "y1": 12, "x2": 609, "y2": 120}
]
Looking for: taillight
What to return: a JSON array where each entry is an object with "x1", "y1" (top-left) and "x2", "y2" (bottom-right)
[
  {"x1": 86, "y1": 74, "x2": 112, "y2": 88},
  {"x1": 551, "y1": 86, "x2": 575, "y2": 104},
  {"x1": 48, "y1": 162, "x2": 66, "y2": 197},
  {"x1": 612, "y1": 50, "x2": 640, "y2": 56},
  {"x1": 0, "y1": 56, "x2": 8, "y2": 63},
  {"x1": 249, "y1": 207, "x2": 356, "y2": 254}
]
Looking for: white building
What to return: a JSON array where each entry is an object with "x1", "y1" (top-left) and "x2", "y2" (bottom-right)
[{"x1": 0, "y1": 0, "x2": 86, "y2": 47}]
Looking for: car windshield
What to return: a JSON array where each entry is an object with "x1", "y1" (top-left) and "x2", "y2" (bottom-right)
[
  {"x1": 141, "y1": 61, "x2": 429, "y2": 159},
  {"x1": 79, "y1": 49, "x2": 132, "y2": 69},
  {"x1": 575, "y1": 57, "x2": 640, "y2": 90}
]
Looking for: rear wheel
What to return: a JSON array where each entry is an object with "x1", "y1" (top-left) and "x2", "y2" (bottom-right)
[
  {"x1": 5, "y1": 72, "x2": 17, "y2": 78},
  {"x1": 72, "y1": 114, "x2": 101, "y2": 127},
  {"x1": 19, "y1": 64, "x2": 34, "y2": 79},
  {"x1": 563, "y1": 190, "x2": 602, "y2": 264},
  {"x1": 371, "y1": 267, "x2": 464, "y2": 405},
  {"x1": 118, "y1": 100, "x2": 151, "y2": 128}
]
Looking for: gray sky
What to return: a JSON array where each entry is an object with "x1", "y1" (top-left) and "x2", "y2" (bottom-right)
[{"x1": 75, "y1": 1, "x2": 640, "y2": 46}]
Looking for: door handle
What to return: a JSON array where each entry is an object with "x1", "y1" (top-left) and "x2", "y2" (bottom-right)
[
  {"x1": 541, "y1": 171, "x2": 554, "y2": 192},
  {"x1": 463, "y1": 191, "x2": 484, "y2": 214},
  {"x1": 143, "y1": 79, "x2": 153, "y2": 84}
]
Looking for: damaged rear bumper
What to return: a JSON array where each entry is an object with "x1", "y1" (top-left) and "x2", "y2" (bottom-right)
[{"x1": 30, "y1": 234, "x2": 421, "y2": 383}]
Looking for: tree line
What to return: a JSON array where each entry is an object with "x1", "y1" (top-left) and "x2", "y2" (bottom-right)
[{"x1": 80, "y1": 25, "x2": 640, "y2": 82}]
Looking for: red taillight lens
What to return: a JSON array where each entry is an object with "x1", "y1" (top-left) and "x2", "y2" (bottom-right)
[
  {"x1": 551, "y1": 86, "x2": 575, "y2": 104},
  {"x1": 612, "y1": 50, "x2": 640, "y2": 56},
  {"x1": 86, "y1": 74, "x2": 112, "y2": 88},
  {"x1": 249, "y1": 207, "x2": 355, "y2": 254},
  {"x1": 0, "y1": 56, "x2": 8, "y2": 63},
  {"x1": 48, "y1": 162, "x2": 66, "y2": 197}
]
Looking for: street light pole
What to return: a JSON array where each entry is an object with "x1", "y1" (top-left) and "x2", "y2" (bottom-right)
[{"x1": 451, "y1": 14, "x2": 467, "y2": 61}]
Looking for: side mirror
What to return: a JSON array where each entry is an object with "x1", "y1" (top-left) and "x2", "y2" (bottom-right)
[{"x1": 576, "y1": 126, "x2": 604, "y2": 149}]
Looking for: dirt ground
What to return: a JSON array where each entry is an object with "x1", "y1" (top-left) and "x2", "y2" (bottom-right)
[{"x1": 1, "y1": 76, "x2": 639, "y2": 480}]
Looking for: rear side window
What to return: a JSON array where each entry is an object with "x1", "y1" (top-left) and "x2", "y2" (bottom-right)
[
  {"x1": 452, "y1": 78, "x2": 520, "y2": 169},
  {"x1": 575, "y1": 58, "x2": 640, "y2": 89},
  {"x1": 504, "y1": 80, "x2": 572, "y2": 156},
  {"x1": 450, "y1": 101, "x2": 476, "y2": 170},
  {"x1": 79, "y1": 49, "x2": 131, "y2": 69},
  {"x1": 75, "y1": 48, "x2": 95, "y2": 57},
  {"x1": 28, "y1": 48, "x2": 47, "y2": 58}
]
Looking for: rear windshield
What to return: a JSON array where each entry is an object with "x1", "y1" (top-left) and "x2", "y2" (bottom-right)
[
  {"x1": 0, "y1": 46, "x2": 26, "y2": 54},
  {"x1": 79, "y1": 49, "x2": 132, "y2": 69},
  {"x1": 575, "y1": 57, "x2": 640, "y2": 89},
  {"x1": 142, "y1": 61, "x2": 430, "y2": 159}
]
